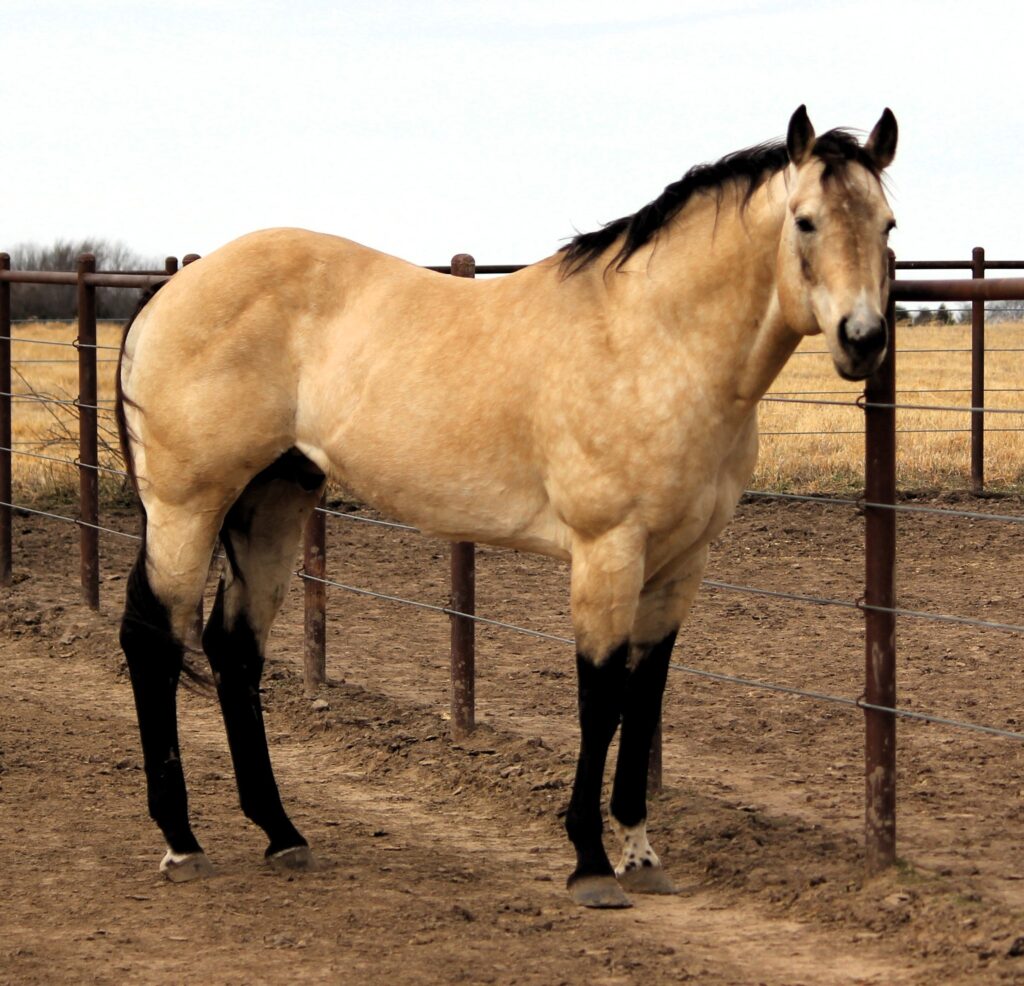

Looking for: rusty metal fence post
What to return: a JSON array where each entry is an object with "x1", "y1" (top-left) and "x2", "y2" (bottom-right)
[
  {"x1": 303, "y1": 495, "x2": 327, "y2": 693},
  {"x1": 971, "y1": 247, "x2": 986, "y2": 495},
  {"x1": 449, "y1": 253, "x2": 477, "y2": 740},
  {"x1": 0, "y1": 253, "x2": 11, "y2": 587},
  {"x1": 77, "y1": 253, "x2": 99, "y2": 610},
  {"x1": 863, "y1": 252, "x2": 898, "y2": 872}
]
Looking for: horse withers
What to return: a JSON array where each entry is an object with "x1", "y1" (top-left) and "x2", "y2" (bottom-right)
[{"x1": 117, "y1": 106, "x2": 897, "y2": 907}]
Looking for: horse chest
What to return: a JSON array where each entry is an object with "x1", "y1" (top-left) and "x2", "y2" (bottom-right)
[{"x1": 644, "y1": 420, "x2": 756, "y2": 561}]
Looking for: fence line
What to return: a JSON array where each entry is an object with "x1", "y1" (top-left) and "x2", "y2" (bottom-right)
[
  {"x1": 3, "y1": 247, "x2": 1024, "y2": 877},
  {"x1": 0, "y1": 499, "x2": 141, "y2": 540},
  {"x1": 293, "y1": 569, "x2": 1024, "y2": 743}
]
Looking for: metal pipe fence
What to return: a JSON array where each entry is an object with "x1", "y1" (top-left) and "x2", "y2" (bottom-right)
[{"x1": 2, "y1": 247, "x2": 1024, "y2": 877}]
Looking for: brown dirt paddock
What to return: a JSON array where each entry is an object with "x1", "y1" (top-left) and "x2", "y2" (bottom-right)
[{"x1": 3, "y1": 495, "x2": 1024, "y2": 985}]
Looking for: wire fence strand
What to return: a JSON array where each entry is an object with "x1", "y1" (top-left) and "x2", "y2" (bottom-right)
[
  {"x1": 0, "y1": 391, "x2": 116, "y2": 414},
  {"x1": 0, "y1": 501, "x2": 140, "y2": 540},
  {"x1": 292, "y1": 569, "x2": 1024, "y2": 743}
]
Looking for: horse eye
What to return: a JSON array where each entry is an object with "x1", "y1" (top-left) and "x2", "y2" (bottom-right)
[{"x1": 795, "y1": 217, "x2": 816, "y2": 234}]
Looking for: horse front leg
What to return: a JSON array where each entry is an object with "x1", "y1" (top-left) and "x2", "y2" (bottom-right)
[
  {"x1": 565, "y1": 528, "x2": 644, "y2": 908},
  {"x1": 610, "y1": 630, "x2": 677, "y2": 893},
  {"x1": 609, "y1": 556, "x2": 705, "y2": 895}
]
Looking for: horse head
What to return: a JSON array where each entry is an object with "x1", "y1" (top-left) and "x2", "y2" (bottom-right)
[{"x1": 776, "y1": 105, "x2": 898, "y2": 381}]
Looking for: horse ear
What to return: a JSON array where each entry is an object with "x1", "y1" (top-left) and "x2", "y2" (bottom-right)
[
  {"x1": 865, "y1": 108, "x2": 898, "y2": 169},
  {"x1": 787, "y1": 105, "x2": 816, "y2": 166}
]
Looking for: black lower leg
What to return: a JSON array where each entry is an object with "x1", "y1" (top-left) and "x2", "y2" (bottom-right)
[
  {"x1": 610, "y1": 630, "x2": 677, "y2": 829},
  {"x1": 203, "y1": 581, "x2": 305, "y2": 856},
  {"x1": 565, "y1": 643, "x2": 628, "y2": 885},
  {"x1": 120, "y1": 555, "x2": 202, "y2": 856}
]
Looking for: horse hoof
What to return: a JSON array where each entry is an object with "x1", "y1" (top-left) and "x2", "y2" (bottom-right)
[
  {"x1": 568, "y1": 874, "x2": 632, "y2": 909},
  {"x1": 160, "y1": 850, "x2": 215, "y2": 883},
  {"x1": 268, "y1": 845, "x2": 316, "y2": 874},
  {"x1": 617, "y1": 865, "x2": 677, "y2": 895}
]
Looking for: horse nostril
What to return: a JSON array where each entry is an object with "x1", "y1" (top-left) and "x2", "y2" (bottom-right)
[{"x1": 839, "y1": 315, "x2": 886, "y2": 359}]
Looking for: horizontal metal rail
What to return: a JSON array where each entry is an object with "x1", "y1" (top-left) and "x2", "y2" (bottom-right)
[
  {"x1": 892, "y1": 276, "x2": 1024, "y2": 302},
  {"x1": 0, "y1": 269, "x2": 167, "y2": 289}
]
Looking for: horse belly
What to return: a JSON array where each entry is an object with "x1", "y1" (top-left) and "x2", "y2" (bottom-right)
[{"x1": 300, "y1": 426, "x2": 570, "y2": 558}]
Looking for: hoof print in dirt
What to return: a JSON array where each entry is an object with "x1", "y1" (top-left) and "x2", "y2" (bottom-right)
[
  {"x1": 268, "y1": 845, "x2": 316, "y2": 874},
  {"x1": 568, "y1": 874, "x2": 632, "y2": 909},
  {"x1": 160, "y1": 850, "x2": 215, "y2": 883}
]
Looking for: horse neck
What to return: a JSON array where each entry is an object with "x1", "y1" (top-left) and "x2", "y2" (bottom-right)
[{"x1": 621, "y1": 170, "x2": 800, "y2": 412}]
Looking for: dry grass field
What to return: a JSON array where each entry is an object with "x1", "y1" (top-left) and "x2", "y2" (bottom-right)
[
  {"x1": 758, "y1": 320, "x2": 1024, "y2": 492},
  {"x1": 6, "y1": 320, "x2": 125, "y2": 502},
  {"x1": 6, "y1": 319, "x2": 1024, "y2": 501}
]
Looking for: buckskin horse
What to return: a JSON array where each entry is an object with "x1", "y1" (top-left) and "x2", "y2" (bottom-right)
[{"x1": 117, "y1": 106, "x2": 897, "y2": 907}]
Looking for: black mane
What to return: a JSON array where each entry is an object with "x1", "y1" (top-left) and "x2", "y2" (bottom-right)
[{"x1": 559, "y1": 128, "x2": 879, "y2": 276}]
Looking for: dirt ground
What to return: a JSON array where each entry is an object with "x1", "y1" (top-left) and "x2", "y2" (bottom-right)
[{"x1": 3, "y1": 494, "x2": 1024, "y2": 985}]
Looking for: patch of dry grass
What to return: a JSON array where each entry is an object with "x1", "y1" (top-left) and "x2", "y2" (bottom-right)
[
  {"x1": 6, "y1": 320, "x2": 126, "y2": 502},
  {"x1": 755, "y1": 322, "x2": 1024, "y2": 493},
  {"x1": 5, "y1": 320, "x2": 1024, "y2": 504}
]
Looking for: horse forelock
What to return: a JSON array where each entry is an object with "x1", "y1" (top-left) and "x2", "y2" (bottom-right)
[
  {"x1": 559, "y1": 125, "x2": 883, "y2": 278},
  {"x1": 809, "y1": 128, "x2": 883, "y2": 185}
]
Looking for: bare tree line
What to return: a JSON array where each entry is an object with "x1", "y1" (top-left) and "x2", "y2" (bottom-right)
[
  {"x1": 895, "y1": 301, "x2": 1024, "y2": 325},
  {"x1": 5, "y1": 239, "x2": 160, "y2": 320}
]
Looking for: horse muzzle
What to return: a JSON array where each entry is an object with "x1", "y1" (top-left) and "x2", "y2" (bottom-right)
[{"x1": 834, "y1": 313, "x2": 888, "y2": 381}]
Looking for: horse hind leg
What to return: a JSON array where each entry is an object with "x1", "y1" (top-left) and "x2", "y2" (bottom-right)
[
  {"x1": 202, "y1": 451, "x2": 325, "y2": 871},
  {"x1": 120, "y1": 502, "x2": 223, "y2": 881}
]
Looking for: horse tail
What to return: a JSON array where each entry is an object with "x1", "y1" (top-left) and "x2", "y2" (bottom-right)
[{"x1": 116, "y1": 280, "x2": 166, "y2": 508}]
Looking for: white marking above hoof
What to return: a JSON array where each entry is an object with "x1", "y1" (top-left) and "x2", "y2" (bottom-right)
[
  {"x1": 611, "y1": 818, "x2": 662, "y2": 877},
  {"x1": 568, "y1": 874, "x2": 632, "y2": 909},
  {"x1": 268, "y1": 845, "x2": 316, "y2": 874},
  {"x1": 160, "y1": 849, "x2": 215, "y2": 883}
]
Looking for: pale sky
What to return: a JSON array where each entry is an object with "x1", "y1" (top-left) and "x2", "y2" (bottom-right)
[{"x1": 3, "y1": 1, "x2": 1019, "y2": 271}]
